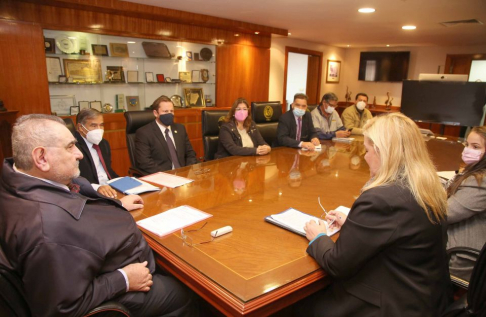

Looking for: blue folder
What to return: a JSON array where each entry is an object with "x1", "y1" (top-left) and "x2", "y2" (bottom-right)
[{"x1": 109, "y1": 177, "x2": 143, "y2": 194}]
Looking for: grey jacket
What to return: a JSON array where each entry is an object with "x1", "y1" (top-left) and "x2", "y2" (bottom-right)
[{"x1": 447, "y1": 175, "x2": 486, "y2": 281}]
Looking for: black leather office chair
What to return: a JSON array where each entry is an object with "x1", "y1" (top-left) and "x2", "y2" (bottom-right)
[
  {"x1": 63, "y1": 117, "x2": 76, "y2": 136},
  {"x1": 0, "y1": 268, "x2": 131, "y2": 317},
  {"x1": 442, "y1": 242, "x2": 486, "y2": 317},
  {"x1": 201, "y1": 110, "x2": 227, "y2": 161},
  {"x1": 124, "y1": 110, "x2": 155, "y2": 176},
  {"x1": 251, "y1": 101, "x2": 282, "y2": 147}
]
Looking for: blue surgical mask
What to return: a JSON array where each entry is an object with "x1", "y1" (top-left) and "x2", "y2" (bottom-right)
[{"x1": 293, "y1": 108, "x2": 305, "y2": 117}]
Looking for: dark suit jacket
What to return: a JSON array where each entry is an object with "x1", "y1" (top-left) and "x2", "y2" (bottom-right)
[
  {"x1": 135, "y1": 120, "x2": 197, "y2": 174},
  {"x1": 214, "y1": 121, "x2": 268, "y2": 159},
  {"x1": 75, "y1": 132, "x2": 119, "y2": 184},
  {"x1": 306, "y1": 183, "x2": 451, "y2": 316},
  {"x1": 275, "y1": 110, "x2": 317, "y2": 148}
]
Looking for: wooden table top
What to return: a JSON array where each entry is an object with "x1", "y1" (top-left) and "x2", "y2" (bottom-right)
[{"x1": 130, "y1": 136, "x2": 464, "y2": 316}]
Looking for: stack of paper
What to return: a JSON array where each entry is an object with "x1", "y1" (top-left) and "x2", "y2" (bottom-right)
[
  {"x1": 140, "y1": 172, "x2": 193, "y2": 188},
  {"x1": 265, "y1": 206, "x2": 350, "y2": 237},
  {"x1": 332, "y1": 137, "x2": 355, "y2": 143},
  {"x1": 137, "y1": 205, "x2": 212, "y2": 237},
  {"x1": 108, "y1": 177, "x2": 160, "y2": 195}
]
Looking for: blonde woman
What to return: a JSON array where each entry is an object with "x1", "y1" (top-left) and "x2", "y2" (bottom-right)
[{"x1": 301, "y1": 113, "x2": 451, "y2": 316}]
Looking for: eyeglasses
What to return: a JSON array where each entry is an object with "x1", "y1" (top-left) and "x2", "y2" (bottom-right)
[
  {"x1": 180, "y1": 222, "x2": 214, "y2": 247},
  {"x1": 318, "y1": 196, "x2": 328, "y2": 218}
]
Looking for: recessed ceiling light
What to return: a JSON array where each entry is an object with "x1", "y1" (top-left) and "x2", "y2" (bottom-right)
[
  {"x1": 347, "y1": 45, "x2": 350, "y2": 47},
  {"x1": 288, "y1": 32, "x2": 291, "y2": 36},
  {"x1": 127, "y1": 41, "x2": 136, "y2": 44},
  {"x1": 234, "y1": 34, "x2": 240, "y2": 37},
  {"x1": 402, "y1": 25, "x2": 417, "y2": 30},
  {"x1": 386, "y1": 44, "x2": 390, "y2": 47},
  {"x1": 358, "y1": 8, "x2": 375, "y2": 13},
  {"x1": 254, "y1": 31, "x2": 260, "y2": 35},
  {"x1": 68, "y1": 36, "x2": 77, "y2": 39}
]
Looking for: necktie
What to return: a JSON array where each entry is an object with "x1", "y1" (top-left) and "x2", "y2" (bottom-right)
[
  {"x1": 68, "y1": 183, "x2": 80, "y2": 193},
  {"x1": 165, "y1": 128, "x2": 181, "y2": 169},
  {"x1": 296, "y1": 117, "x2": 302, "y2": 141},
  {"x1": 92, "y1": 144, "x2": 111, "y2": 179}
]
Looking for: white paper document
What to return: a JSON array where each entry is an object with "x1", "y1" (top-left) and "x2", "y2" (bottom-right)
[
  {"x1": 268, "y1": 206, "x2": 350, "y2": 237},
  {"x1": 137, "y1": 205, "x2": 212, "y2": 237},
  {"x1": 140, "y1": 172, "x2": 193, "y2": 188}
]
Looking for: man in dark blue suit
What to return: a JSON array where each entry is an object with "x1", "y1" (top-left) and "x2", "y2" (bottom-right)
[
  {"x1": 135, "y1": 95, "x2": 197, "y2": 175},
  {"x1": 75, "y1": 109, "x2": 119, "y2": 198},
  {"x1": 275, "y1": 93, "x2": 320, "y2": 150}
]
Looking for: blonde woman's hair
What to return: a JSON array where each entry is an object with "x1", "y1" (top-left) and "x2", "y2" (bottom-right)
[{"x1": 362, "y1": 113, "x2": 447, "y2": 223}]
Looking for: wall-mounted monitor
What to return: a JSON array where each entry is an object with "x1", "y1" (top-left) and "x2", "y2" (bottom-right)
[
  {"x1": 358, "y1": 51, "x2": 410, "y2": 82},
  {"x1": 401, "y1": 80, "x2": 486, "y2": 127}
]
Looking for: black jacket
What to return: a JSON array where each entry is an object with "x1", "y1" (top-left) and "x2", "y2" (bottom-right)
[
  {"x1": 306, "y1": 183, "x2": 452, "y2": 316},
  {"x1": 75, "y1": 131, "x2": 119, "y2": 183},
  {"x1": 275, "y1": 110, "x2": 317, "y2": 147},
  {"x1": 135, "y1": 120, "x2": 197, "y2": 174},
  {"x1": 214, "y1": 121, "x2": 268, "y2": 159}
]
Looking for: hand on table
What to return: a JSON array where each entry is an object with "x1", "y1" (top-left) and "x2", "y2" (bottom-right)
[
  {"x1": 120, "y1": 194, "x2": 144, "y2": 211},
  {"x1": 301, "y1": 142, "x2": 315, "y2": 151},
  {"x1": 336, "y1": 130, "x2": 351, "y2": 138},
  {"x1": 304, "y1": 219, "x2": 327, "y2": 241},
  {"x1": 311, "y1": 138, "x2": 321, "y2": 146},
  {"x1": 97, "y1": 185, "x2": 117, "y2": 199},
  {"x1": 256, "y1": 145, "x2": 271, "y2": 155}
]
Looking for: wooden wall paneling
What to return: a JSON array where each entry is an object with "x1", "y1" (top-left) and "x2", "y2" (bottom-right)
[
  {"x1": 306, "y1": 55, "x2": 321, "y2": 104},
  {"x1": 0, "y1": 19, "x2": 51, "y2": 116},
  {"x1": 0, "y1": 111, "x2": 19, "y2": 171},
  {"x1": 216, "y1": 44, "x2": 270, "y2": 107}
]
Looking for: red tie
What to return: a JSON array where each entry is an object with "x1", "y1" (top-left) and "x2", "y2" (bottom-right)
[
  {"x1": 92, "y1": 144, "x2": 111, "y2": 179},
  {"x1": 68, "y1": 183, "x2": 80, "y2": 193}
]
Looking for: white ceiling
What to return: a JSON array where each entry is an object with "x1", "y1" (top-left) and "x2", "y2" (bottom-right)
[{"x1": 122, "y1": 0, "x2": 486, "y2": 48}]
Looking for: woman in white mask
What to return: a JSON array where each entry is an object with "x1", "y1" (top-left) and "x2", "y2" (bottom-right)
[{"x1": 446, "y1": 126, "x2": 486, "y2": 282}]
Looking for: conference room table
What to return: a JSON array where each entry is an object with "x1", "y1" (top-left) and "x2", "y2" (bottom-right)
[{"x1": 130, "y1": 135, "x2": 464, "y2": 316}]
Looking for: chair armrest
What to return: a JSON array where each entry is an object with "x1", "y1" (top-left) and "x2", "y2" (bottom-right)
[
  {"x1": 128, "y1": 167, "x2": 145, "y2": 178},
  {"x1": 441, "y1": 293, "x2": 467, "y2": 317},
  {"x1": 84, "y1": 301, "x2": 131, "y2": 317}
]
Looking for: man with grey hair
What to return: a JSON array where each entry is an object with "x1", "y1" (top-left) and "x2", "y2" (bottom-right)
[
  {"x1": 311, "y1": 92, "x2": 350, "y2": 140},
  {"x1": 76, "y1": 108, "x2": 119, "y2": 198},
  {"x1": 0, "y1": 114, "x2": 197, "y2": 316}
]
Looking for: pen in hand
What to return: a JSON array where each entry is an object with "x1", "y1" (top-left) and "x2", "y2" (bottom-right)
[{"x1": 318, "y1": 197, "x2": 336, "y2": 227}]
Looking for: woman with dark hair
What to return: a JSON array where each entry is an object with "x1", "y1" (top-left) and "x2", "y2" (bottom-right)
[
  {"x1": 214, "y1": 98, "x2": 271, "y2": 159},
  {"x1": 447, "y1": 126, "x2": 486, "y2": 282}
]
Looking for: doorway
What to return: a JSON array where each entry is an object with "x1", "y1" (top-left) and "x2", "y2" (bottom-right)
[{"x1": 283, "y1": 47, "x2": 323, "y2": 110}]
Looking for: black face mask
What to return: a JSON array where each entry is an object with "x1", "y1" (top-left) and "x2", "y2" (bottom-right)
[{"x1": 159, "y1": 113, "x2": 174, "y2": 126}]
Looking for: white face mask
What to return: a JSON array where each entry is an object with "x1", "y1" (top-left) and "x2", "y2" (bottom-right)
[
  {"x1": 82, "y1": 124, "x2": 104, "y2": 145},
  {"x1": 325, "y1": 105, "x2": 335, "y2": 114},
  {"x1": 356, "y1": 101, "x2": 366, "y2": 111}
]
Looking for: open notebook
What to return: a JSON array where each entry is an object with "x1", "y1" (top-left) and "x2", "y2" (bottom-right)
[{"x1": 265, "y1": 206, "x2": 350, "y2": 237}]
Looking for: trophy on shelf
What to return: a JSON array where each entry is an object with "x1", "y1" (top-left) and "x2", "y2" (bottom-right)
[
  {"x1": 384, "y1": 92, "x2": 393, "y2": 111},
  {"x1": 371, "y1": 96, "x2": 376, "y2": 109},
  {"x1": 344, "y1": 86, "x2": 352, "y2": 106}
]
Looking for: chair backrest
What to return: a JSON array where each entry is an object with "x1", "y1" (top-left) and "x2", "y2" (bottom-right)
[
  {"x1": 201, "y1": 110, "x2": 227, "y2": 161},
  {"x1": 63, "y1": 117, "x2": 76, "y2": 136},
  {"x1": 467, "y1": 241, "x2": 486, "y2": 315},
  {"x1": 251, "y1": 101, "x2": 282, "y2": 146},
  {"x1": 124, "y1": 111, "x2": 155, "y2": 169},
  {"x1": 0, "y1": 268, "x2": 30, "y2": 317}
]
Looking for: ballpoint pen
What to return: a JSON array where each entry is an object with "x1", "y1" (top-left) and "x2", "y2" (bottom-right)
[{"x1": 318, "y1": 197, "x2": 336, "y2": 227}]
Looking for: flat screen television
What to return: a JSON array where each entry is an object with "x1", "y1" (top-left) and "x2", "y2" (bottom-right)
[
  {"x1": 358, "y1": 51, "x2": 410, "y2": 82},
  {"x1": 401, "y1": 80, "x2": 486, "y2": 127}
]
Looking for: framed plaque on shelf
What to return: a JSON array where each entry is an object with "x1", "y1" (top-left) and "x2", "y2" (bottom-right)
[
  {"x1": 184, "y1": 88, "x2": 205, "y2": 107},
  {"x1": 46, "y1": 57, "x2": 62, "y2": 83},
  {"x1": 70, "y1": 106, "x2": 80, "y2": 115},
  {"x1": 91, "y1": 44, "x2": 109, "y2": 56},
  {"x1": 78, "y1": 101, "x2": 90, "y2": 110},
  {"x1": 50, "y1": 95, "x2": 76, "y2": 116},
  {"x1": 109, "y1": 43, "x2": 129, "y2": 57},
  {"x1": 156, "y1": 74, "x2": 165, "y2": 83},
  {"x1": 191, "y1": 70, "x2": 201, "y2": 83},
  {"x1": 63, "y1": 59, "x2": 102, "y2": 83},
  {"x1": 90, "y1": 101, "x2": 102, "y2": 112},
  {"x1": 179, "y1": 71, "x2": 191, "y2": 83},
  {"x1": 126, "y1": 96, "x2": 140, "y2": 108},
  {"x1": 145, "y1": 72, "x2": 154, "y2": 83},
  {"x1": 127, "y1": 71, "x2": 139, "y2": 83},
  {"x1": 106, "y1": 66, "x2": 125, "y2": 83}
]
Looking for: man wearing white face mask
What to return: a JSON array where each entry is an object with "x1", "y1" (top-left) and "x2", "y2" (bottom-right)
[
  {"x1": 311, "y1": 92, "x2": 350, "y2": 140},
  {"x1": 341, "y1": 93, "x2": 373, "y2": 135},
  {"x1": 275, "y1": 93, "x2": 320, "y2": 150},
  {"x1": 76, "y1": 109, "x2": 119, "y2": 198}
]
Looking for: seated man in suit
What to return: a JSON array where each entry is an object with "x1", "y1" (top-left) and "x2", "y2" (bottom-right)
[
  {"x1": 75, "y1": 109, "x2": 119, "y2": 198},
  {"x1": 0, "y1": 114, "x2": 197, "y2": 317},
  {"x1": 135, "y1": 95, "x2": 198, "y2": 175},
  {"x1": 311, "y1": 92, "x2": 351, "y2": 140},
  {"x1": 341, "y1": 92, "x2": 373, "y2": 135},
  {"x1": 275, "y1": 93, "x2": 320, "y2": 150}
]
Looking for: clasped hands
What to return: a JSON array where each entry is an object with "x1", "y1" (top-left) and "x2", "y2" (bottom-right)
[
  {"x1": 304, "y1": 210, "x2": 348, "y2": 241},
  {"x1": 256, "y1": 144, "x2": 271, "y2": 155},
  {"x1": 301, "y1": 138, "x2": 321, "y2": 151}
]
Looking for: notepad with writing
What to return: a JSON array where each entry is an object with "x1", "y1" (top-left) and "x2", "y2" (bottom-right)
[
  {"x1": 108, "y1": 177, "x2": 160, "y2": 195},
  {"x1": 140, "y1": 172, "x2": 193, "y2": 188},
  {"x1": 137, "y1": 205, "x2": 212, "y2": 237},
  {"x1": 265, "y1": 206, "x2": 350, "y2": 237}
]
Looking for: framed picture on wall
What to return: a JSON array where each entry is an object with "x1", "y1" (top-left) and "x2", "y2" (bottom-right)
[
  {"x1": 109, "y1": 43, "x2": 129, "y2": 57},
  {"x1": 184, "y1": 88, "x2": 205, "y2": 107},
  {"x1": 326, "y1": 60, "x2": 341, "y2": 83}
]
